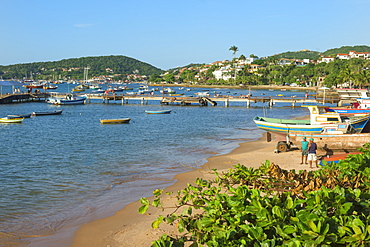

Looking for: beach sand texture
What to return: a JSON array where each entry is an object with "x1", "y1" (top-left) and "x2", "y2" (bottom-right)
[{"x1": 70, "y1": 132, "x2": 322, "y2": 247}]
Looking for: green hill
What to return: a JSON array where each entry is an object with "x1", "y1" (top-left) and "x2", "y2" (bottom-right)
[
  {"x1": 267, "y1": 50, "x2": 321, "y2": 60},
  {"x1": 322, "y1": 45, "x2": 370, "y2": 56},
  {"x1": 0, "y1": 55, "x2": 164, "y2": 80}
]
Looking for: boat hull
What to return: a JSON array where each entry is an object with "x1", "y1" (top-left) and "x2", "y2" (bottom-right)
[
  {"x1": 324, "y1": 107, "x2": 370, "y2": 114},
  {"x1": 253, "y1": 114, "x2": 369, "y2": 134},
  {"x1": 145, "y1": 110, "x2": 172, "y2": 114},
  {"x1": 253, "y1": 117, "x2": 325, "y2": 134},
  {"x1": 0, "y1": 117, "x2": 24, "y2": 123},
  {"x1": 7, "y1": 114, "x2": 32, "y2": 118},
  {"x1": 32, "y1": 110, "x2": 63, "y2": 116},
  {"x1": 100, "y1": 118, "x2": 131, "y2": 124},
  {"x1": 47, "y1": 96, "x2": 86, "y2": 105}
]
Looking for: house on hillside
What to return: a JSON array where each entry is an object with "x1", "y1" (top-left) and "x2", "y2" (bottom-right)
[
  {"x1": 278, "y1": 59, "x2": 293, "y2": 65},
  {"x1": 349, "y1": 51, "x2": 370, "y2": 59},
  {"x1": 337, "y1": 53, "x2": 351, "y2": 59},
  {"x1": 319, "y1": 56, "x2": 335, "y2": 63}
]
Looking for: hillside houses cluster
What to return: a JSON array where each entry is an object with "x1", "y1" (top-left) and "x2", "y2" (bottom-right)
[
  {"x1": 170, "y1": 50, "x2": 370, "y2": 82},
  {"x1": 321, "y1": 50, "x2": 370, "y2": 63}
]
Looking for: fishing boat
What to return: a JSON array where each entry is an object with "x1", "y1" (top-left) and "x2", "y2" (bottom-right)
[
  {"x1": 7, "y1": 113, "x2": 32, "y2": 118},
  {"x1": 46, "y1": 94, "x2": 86, "y2": 105},
  {"x1": 31, "y1": 110, "x2": 63, "y2": 116},
  {"x1": 43, "y1": 84, "x2": 58, "y2": 90},
  {"x1": 145, "y1": 110, "x2": 172, "y2": 114},
  {"x1": 253, "y1": 105, "x2": 369, "y2": 134},
  {"x1": 169, "y1": 93, "x2": 184, "y2": 96},
  {"x1": 0, "y1": 117, "x2": 24, "y2": 123},
  {"x1": 100, "y1": 118, "x2": 131, "y2": 124},
  {"x1": 324, "y1": 98, "x2": 370, "y2": 114}
]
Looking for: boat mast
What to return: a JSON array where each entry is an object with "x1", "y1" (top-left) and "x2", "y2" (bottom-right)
[{"x1": 83, "y1": 67, "x2": 90, "y2": 85}]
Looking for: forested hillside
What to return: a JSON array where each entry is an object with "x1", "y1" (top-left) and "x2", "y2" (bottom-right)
[
  {"x1": 322, "y1": 45, "x2": 370, "y2": 56},
  {"x1": 266, "y1": 50, "x2": 321, "y2": 60},
  {"x1": 0, "y1": 55, "x2": 164, "y2": 80}
]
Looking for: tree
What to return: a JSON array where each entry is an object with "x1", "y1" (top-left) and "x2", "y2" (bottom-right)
[
  {"x1": 229, "y1": 46, "x2": 239, "y2": 80},
  {"x1": 163, "y1": 73, "x2": 175, "y2": 83},
  {"x1": 239, "y1": 54, "x2": 246, "y2": 60},
  {"x1": 229, "y1": 45, "x2": 239, "y2": 58}
]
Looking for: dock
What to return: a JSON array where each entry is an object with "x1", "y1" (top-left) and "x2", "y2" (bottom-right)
[
  {"x1": 86, "y1": 94, "x2": 348, "y2": 107},
  {"x1": 0, "y1": 92, "x2": 352, "y2": 107},
  {"x1": 0, "y1": 93, "x2": 49, "y2": 104}
]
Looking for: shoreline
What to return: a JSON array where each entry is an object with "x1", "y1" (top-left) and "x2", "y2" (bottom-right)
[
  {"x1": 149, "y1": 83, "x2": 318, "y2": 92},
  {"x1": 70, "y1": 132, "x2": 318, "y2": 247}
]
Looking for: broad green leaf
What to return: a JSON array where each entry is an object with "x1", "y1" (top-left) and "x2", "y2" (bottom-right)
[
  {"x1": 352, "y1": 225, "x2": 363, "y2": 235},
  {"x1": 178, "y1": 219, "x2": 185, "y2": 233},
  {"x1": 138, "y1": 204, "x2": 149, "y2": 214},
  {"x1": 283, "y1": 225, "x2": 296, "y2": 234},
  {"x1": 272, "y1": 205, "x2": 283, "y2": 219},
  {"x1": 140, "y1": 197, "x2": 149, "y2": 205},
  {"x1": 152, "y1": 215, "x2": 163, "y2": 229},
  {"x1": 285, "y1": 196, "x2": 294, "y2": 209}
]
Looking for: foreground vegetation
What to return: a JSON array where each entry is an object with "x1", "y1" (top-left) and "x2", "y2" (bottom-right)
[{"x1": 140, "y1": 144, "x2": 370, "y2": 246}]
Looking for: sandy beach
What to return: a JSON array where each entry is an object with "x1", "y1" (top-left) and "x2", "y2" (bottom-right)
[{"x1": 70, "y1": 132, "x2": 323, "y2": 247}]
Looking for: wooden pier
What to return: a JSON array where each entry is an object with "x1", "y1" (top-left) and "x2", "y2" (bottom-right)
[
  {"x1": 0, "y1": 93, "x2": 49, "y2": 104},
  {"x1": 86, "y1": 94, "x2": 347, "y2": 107},
  {"x1": 0, "y1": 92, "x2": 352, "y2": 107}
]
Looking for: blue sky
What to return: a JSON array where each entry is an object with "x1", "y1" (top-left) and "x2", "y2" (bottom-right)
[{"x1": 1, "y1": 0, "x2": 370, "y2": 70}]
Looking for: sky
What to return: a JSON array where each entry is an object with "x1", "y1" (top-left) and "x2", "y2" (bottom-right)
[{"x1": 1, "y1": 0, "x2": 370, "y2": 70}]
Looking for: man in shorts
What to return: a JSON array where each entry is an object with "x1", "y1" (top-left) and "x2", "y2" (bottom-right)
[
  {"x1": 301, "y1": 137, "x2": 309, "y2": 165},
  {"x1": 308, "y1": 138, "x2": 318, "y2": 169}
]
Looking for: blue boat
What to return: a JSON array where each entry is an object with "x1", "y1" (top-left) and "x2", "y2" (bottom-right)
[
  {"x1": 253, "y1": 105, "x2": 369, "y2": 134},
  {"x1": 324, "y1": 98, "x2": 370, "y2": 114},
  {"x1": 145, "y1": 110, "x2": 172, "y2": 114}
]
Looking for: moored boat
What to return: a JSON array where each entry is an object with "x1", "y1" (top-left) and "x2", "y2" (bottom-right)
[
  {"x1": 7, "y1": 113, "x2": 32, "y2": 118},
  {"x1": 145, "y1": 110, "x2": 172, "y2": 114},
  {"x1": 0, "y1": 117, "x2": 24, "y2": 123},
  {"x1": 324, "y1": 98, "x2": 370, "y2": 114},
  {"x1": 31, "y1": 110, "x2": 63, "y2": 116},
  {"x1": 46, "y1": 94, "x2": 86, "y2": 105},
  {"x1": 100, "y1": 118, "x2": 131, "y2": 124}
]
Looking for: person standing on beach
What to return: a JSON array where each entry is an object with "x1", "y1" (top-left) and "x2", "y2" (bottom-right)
[
  {"x1": 300, "y1": 137, "x2": 309, "y2": 165},
  {"x1": 308, "y1": 138, "x2": 318, "y2": 168}
]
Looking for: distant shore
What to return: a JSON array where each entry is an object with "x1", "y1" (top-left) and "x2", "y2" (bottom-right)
[{"x1": 149, "y1": 83, "x2": 318, "y2": 92}]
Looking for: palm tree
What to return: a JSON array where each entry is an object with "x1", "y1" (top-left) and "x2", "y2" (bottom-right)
[{"x1": 229, "y1": 45, "x2": 239, "y2": 80}]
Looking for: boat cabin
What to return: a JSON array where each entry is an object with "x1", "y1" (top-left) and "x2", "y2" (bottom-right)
[{"x1": 304, "y1": 105, "x2": 342, "y2": 125}]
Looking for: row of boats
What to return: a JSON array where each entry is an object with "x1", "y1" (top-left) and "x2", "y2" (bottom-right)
[
  {"x1": 0, "y1": 110, "x2": 63, "y2": 123},
  {"x1": 0, "y1": 109, "x2": 172, "y2": 124},
  {"x1": 253, "y1": 103, "x2": 370, "y2": 152},
  {"x1": 100, "y1": 109, "x2": 172, "y2": 124}
]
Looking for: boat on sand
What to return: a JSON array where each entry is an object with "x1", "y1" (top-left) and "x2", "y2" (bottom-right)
[{"x1": 253, "y1": 105, "x2": 369, "y2": 134}]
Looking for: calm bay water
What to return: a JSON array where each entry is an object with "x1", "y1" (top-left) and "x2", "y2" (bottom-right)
[{"x1": 0, "y1": 84, "x2": 313, "y2": 246}]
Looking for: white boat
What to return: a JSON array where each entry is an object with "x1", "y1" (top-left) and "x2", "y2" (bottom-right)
[
  {"x1": 46, "y1": 94, "x2": 86, "y2": 105},
  {"x1": 194, "y1": 92, "x2": 210, "y2": 97}
]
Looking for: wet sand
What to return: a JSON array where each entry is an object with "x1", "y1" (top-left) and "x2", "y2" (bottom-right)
[{"x1": 70, "y1": 132, "x2": 321, "y2": 247}]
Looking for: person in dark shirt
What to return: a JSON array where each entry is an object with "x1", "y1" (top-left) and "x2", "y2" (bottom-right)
[{"x1": 308, "y1": 138, "x2": 318, "y2": 169}]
